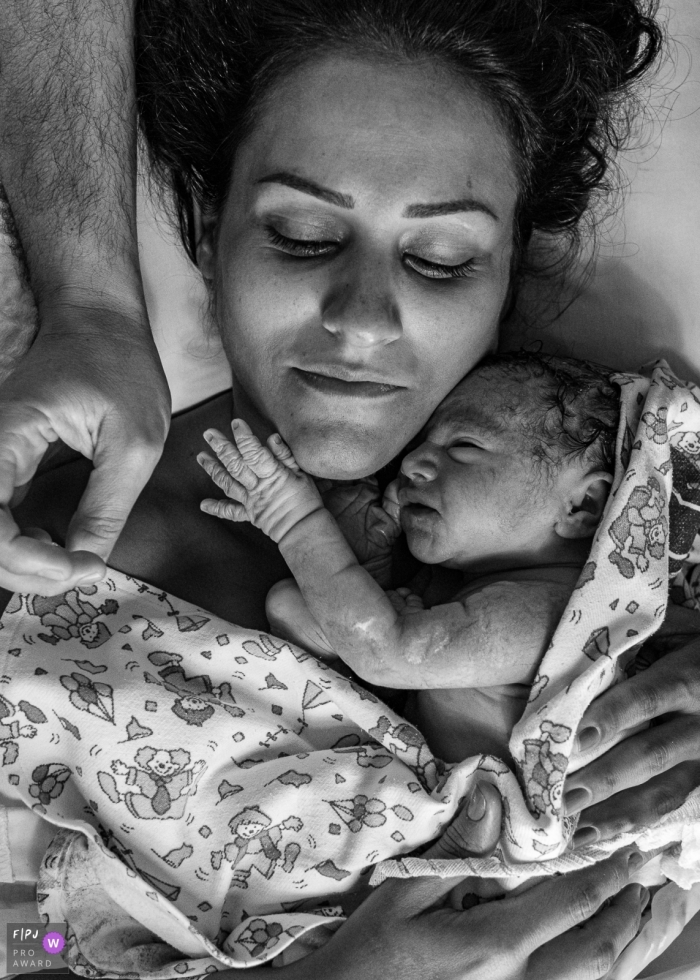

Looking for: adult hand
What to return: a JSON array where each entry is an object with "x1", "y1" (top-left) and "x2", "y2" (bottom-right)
[
  {"x1": 0, "y1": 306, "x2": 170, "y2": 594},
  {"x1": 263, "y1": 782, "x2": 648, "y2": 980},
  {"x1": 565, "y1": 636, "x2": 700, "y2": 847}
]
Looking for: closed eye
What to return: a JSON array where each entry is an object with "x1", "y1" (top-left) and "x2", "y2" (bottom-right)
[
  {"x1": 266, "y1": 227, "x2": 338, "y2": 257},
  {"x1": 403, "y1": 254, "x2": 478, "y2": 280},
  {"x1": 448, "y1": 441, "x2": 483, "y2": 462}
]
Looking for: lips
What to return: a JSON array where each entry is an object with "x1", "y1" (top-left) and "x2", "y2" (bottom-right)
[{"x1": 291, "y1": 366, "x2": 404, "y2": 399}]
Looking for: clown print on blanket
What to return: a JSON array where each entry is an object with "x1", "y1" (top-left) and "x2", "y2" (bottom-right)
[{"x1": 4, "y1": 359, "x2": 700, "y2": 977}]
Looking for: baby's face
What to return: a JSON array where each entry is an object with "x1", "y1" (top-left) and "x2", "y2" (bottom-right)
[{"x1": 396, "y1": 371, "x2": 561, "y2": 569}]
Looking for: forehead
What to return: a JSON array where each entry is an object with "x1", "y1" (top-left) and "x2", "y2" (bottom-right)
[
  {"x1": 233, "y1": 54, "x2": 518, "y2": 223},
  {"x1": 429, "y1": 369, "x2": 540, "y2": 437}
]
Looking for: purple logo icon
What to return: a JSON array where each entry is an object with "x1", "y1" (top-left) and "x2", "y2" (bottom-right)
[{"x1": 42, "y1": 931, "x2": 65, "y2": 955}]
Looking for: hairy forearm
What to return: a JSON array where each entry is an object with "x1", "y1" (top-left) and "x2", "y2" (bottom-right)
[{"x1": 0, "y1": 0, "x2": 145, "y2": 317}]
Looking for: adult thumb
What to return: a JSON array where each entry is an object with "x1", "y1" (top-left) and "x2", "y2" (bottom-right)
[{"x1": 426, "y1": 781, "x2": 502, "y2": 860}]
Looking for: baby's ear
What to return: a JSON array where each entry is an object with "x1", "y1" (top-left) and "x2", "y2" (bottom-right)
[{"x1": 556, "y1": 470, "x2": 612, "y2": 540}]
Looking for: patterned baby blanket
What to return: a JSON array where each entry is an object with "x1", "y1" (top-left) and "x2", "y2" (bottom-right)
[{"x1": 1, "y1": 359, "x2": 700, "y2": 975}]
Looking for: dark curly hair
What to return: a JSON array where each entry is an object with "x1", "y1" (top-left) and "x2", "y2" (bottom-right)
[
  {"x1": 136, "y1": 0, "x2": 662, "y2": 292},
  {"x1": 477, "y1": 350, "x2": 620, "y2": 473}
]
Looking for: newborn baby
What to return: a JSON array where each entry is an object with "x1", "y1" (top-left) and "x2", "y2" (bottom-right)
[{"x1": 199, "y1": 352, "x2": 619, "y2": 764}]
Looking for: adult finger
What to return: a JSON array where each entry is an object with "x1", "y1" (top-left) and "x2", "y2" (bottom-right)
[
  {"x1": 565, "y1": 714, "x2": 700, "y2": 817},
  {"x1": 573, "y1": 760, "x2": 700, "y2": 846},
  {"x1": 426, "y1": 782, "x2": 502, "y2": 860},
  {"x1": 384, "y1": 782, "x2": 503, "y2": 911},
  {"x1": 573, "y1": 644, "x2": 700, "y2": 758},
  {"x1": 507, "y1": 847, "x2": 645, "y2": 956},
  {"x1": 526, "y1": 883, "x2": 648, "y2": 980},
  {"x1": 0, "y1": 508, "x2": 103, "y2": 592},
  {"x1": 66, "y1": 435, "x2": 163, "y2": 560}
]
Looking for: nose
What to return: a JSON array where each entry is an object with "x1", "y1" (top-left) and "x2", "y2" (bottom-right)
[
  {"x1": 321, "y1": 253, "x2": 402, "y2": 349},
  {"x1": 401, "y1": 443, "x2": 440, "y2": 484}
]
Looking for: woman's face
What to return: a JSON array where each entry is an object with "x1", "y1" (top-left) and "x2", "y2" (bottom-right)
[{"x1": 199, "y1": 55, "x2": 518, "y2": 478}]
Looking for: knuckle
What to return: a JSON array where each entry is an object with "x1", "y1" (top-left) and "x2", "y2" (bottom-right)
[
  {"x1": 641, "y1": 738, "x2": 672, "y2": 777},
  {"x1": 77, "y1": 513, "x2": 124, "y2": 542},
  {"x1": 570, "y1": 882, "x2": 603, "y2": 924},
  {"x1": 589, "y1": 938, "x2": 617, "y2": 977}
]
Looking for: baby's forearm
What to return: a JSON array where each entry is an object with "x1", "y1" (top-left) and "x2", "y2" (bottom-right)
[{"x1": 278, "y1": 509, "x2": 410, "y2": 680}]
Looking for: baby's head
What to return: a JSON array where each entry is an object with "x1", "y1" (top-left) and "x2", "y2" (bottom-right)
[{"x1": 397, "y1": 352, "x2": 619, "y2": 572}]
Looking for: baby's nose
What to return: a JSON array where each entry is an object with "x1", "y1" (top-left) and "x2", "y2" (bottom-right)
[{"x1": 401, "y1": 445, "x2": 439, "y2": 483}]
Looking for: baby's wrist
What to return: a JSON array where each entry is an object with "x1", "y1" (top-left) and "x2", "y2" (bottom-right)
[
  {"x1": 275, "y1": 504, "x2": 332, "y2": 552},
  {"x1": 272, "y1": 499, "x2": 327, "y2": 547}
]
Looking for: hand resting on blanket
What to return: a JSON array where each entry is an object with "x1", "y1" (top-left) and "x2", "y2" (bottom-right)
[{"x1": 216, "y1": 784, "x2": 651, "y2": 980}]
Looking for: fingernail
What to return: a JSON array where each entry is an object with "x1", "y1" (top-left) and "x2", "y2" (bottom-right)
[
  {"x1": 628, "y1": 850, "x2": 645, "y2": 872},
  {"x1": 572, "y1": 826, "x2": 599, "y2": 849},
  {"x1": 466, "y1": 783, "x2": 487, "y2": 821},
  {"x1": 271, "y1": 434, "x2": 281, "y2": 444},
  {"x1": 76, "y1": 572, "x2": 104, "y2": 586},
  {"x1": 564, "y1": 786, "x2": 591, "y2": 814},
  {"x1": 231, "y1": 419, "x2": 240, "y2": 430},
  {"x1": 43, "y1": 568, "x2": 69, "y2": 582},
  {"x1": 637, "y1": 885, "x2": 650, "y2": 909},
  {"x1": 576, "y1": 726, "x2": 600, "y2": 753}
]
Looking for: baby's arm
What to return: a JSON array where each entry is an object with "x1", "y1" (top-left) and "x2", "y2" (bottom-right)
[{"x1": 198, "y1": 423, "x2": 564, "y2": 688}]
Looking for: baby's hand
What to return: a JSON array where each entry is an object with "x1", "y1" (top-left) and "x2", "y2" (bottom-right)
[
  {"x1": 197, "y1": 420, "x2": 323, "y2": 543},
  {"x1": 386, "y1": 586, "x2": 425, "y2": 616},
  {"x1": 316, "y1": 476, "x2": 402, "y2": 586}
]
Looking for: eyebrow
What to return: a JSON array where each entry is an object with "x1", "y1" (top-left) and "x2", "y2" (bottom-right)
[
  {"x1": 404, "y1": 199, "x2": 498, "y2": 222},
  {"x1": 257, "y1": 173, "x2": 354, "y2": 209},
  {"x1": 257, "y1": 172, "x2": 498, "y2": 222}
]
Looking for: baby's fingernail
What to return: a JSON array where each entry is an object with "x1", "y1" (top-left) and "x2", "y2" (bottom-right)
[
  {"x1": 572, "y1": 826, "x2": 599, "y2": 849},
  {"x1": 43, "y1": 567, "x2": 70, "y2": 581},
  {"x1": 628, "y1": 849, "x2": 645, "y2": 872},
  {"x1": 576, "y1": 726, "x2": 600, "y2": 753},
  {"x1": 564, "y1": 786, "x2": 591, "y2": 814},
  {"x1": 203, "y1": 430, "x2": 215, "y2": 442},
  {"x1": 231, "y1": 419, "x2": 240, "y2": 430},
  {"x1": 466, "y1": 783, "x2": 487, "y2": 822},
  {"x1": 76, "y1": 571, "x2": 104, "y2": 586},
  {"x1": 271, "y1": 434, "x2": 281, "y2": 444}
]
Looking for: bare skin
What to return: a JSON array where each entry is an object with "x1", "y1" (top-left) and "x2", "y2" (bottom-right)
[
  {"x1": 0, "y1": 0, "x2": 169, "y2": 592},
  {"x1": 197, "y1": 367, "x2": 613, "y2": 760}
]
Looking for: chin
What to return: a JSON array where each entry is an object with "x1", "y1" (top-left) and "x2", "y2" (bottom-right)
[{"x1": 282, "y1": 423, "x2": 406, "y2": 480}]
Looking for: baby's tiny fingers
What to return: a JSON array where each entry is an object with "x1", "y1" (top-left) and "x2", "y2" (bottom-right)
[
  {"x1": 197, "y1": 453, "x2": 247, "y2": 502},
  {"x1": 200, "y1": 498, "x2": 248, "y2": 522},
  {"x1": 231, "y1": 419, "x2": 280, "y2": 479},
  {"x1": 204, "y1": 428, "x2": 258, "y2": 491},
  {"x1": 267, "y1": 433, "x2": 301, "y2": 472}
]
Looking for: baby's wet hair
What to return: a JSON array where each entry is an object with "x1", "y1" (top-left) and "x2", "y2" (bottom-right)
[{"x1": 476, "y1": 351, "x2": 620, "y2": 473}]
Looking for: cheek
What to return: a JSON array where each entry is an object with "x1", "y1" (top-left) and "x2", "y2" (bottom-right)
[{"x1": 403, "y1": 288, "x2": 502, "y2": 409}]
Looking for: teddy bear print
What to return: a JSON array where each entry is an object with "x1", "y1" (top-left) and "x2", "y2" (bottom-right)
[
  {"x1": 0, "y1": 694, "x2": 47, "y2": 765},
  {"x1": 520, "y1": 719, "x2": 571, "y2": 818},
  {"x1": 210, "y1": 805, "x2": 303, "y2": 888},
  {"x1": 608, "y1": 477, "x2": 667, "y2": 578},
  {"x1": 367, "y1": 716, "x2": 443, "y2": 791},
  {"x1": 97, "y1": 745, "x2": 206, "y2": 819}
]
